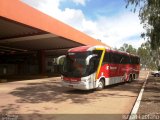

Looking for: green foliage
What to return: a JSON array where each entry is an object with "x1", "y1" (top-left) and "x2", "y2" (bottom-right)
[
  {"x1": 126, "y1": 0, "x2": 160, "y2": 50},
  {"x1": 158, "y1": 66, "x2": 160, "y2": 71},
  {"x1": 137, "y1": 42, "x2": 156, "y2": 69},
  {"x1": 119, "y1": 43, "x2": 137, "y2": 54}
]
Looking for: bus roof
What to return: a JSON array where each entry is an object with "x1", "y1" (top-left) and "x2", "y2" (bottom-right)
[
  {"x1": 68, "y1": 45, "x2": 110, "y2": 52},
  {"x1": 68, "y1": 45, "x2": 139, "y2": 58}
]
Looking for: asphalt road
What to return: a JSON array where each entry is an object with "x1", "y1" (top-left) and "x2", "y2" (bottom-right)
[{"x1": 0, "y1": 70, "x2": 148, "y2": 120}]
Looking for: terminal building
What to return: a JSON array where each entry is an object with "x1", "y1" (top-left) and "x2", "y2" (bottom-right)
[{"x1": 0, "y1": 0, "x2": 109, "y2": 78}]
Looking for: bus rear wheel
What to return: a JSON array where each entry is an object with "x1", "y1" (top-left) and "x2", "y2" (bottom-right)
[
  {"x1": 128, "y1": 75, "x2": 133, "y2": 83},
  {"x1": 96, "y1": 79, "x2": 105, "y2": 90}
]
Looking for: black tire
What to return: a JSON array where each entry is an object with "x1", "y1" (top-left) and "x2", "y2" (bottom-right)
[
  {"x1": 133, "y1": 74, "x2": 136, "y2": 80},
  {"x1": 128, "y1": 75, "x2": 133, "y2": 83},
  {"x1": 96, "y1": 79, "x2": 105, "y2": 90},
  {"x1": 155, "y1": 73, "x2": 159, "y2": 77}
]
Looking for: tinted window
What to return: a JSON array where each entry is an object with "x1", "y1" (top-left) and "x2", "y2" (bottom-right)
[
  {"x1": 93, "y1": 50, "x2": 103, "y2": 59},
  {"x1": 103, "y1": 52, "x2": 111, "y2": 63},
  {"x1": 103, "y1": 52, "x2": 139, "y2": 64},
  {"x1": 109, "y1": 52, "x2": 122, "y2": 64},
  {"x1": 130, "y1": 56, "x2": 140, "y2": 64},
  {"x1": 120, "y1": 54, "x2": 130, "y2": 64}
]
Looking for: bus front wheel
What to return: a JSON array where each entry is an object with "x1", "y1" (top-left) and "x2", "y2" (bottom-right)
[{"x1": 96, "y1": 79, "x2": 105, "y2": 90}]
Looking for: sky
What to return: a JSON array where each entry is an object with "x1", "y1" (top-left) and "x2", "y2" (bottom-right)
[{"x1": 21, "y1": 0, "x2": 145, "y2": 48}]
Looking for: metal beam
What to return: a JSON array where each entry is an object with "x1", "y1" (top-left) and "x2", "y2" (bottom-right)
[
  {"x1": 0, "y1": 46, "x2": 28, "y2": 52},
  {"x1": 0, "y1": 33, "x2": 57, "y2": 43},
  {"x1": 0, "y1": 48, "x2": 15, "y2": 52}
]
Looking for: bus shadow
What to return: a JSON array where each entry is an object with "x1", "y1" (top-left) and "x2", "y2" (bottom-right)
[
  {"x1": 8, "y1": 79, "x2": 143, "y2": 105},
  {"x1": 9, "y1": 80, "x2": 94, "y2": 104}
]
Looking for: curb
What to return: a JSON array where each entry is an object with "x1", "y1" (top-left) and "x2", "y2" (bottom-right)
[{"x1": 128, "y1": 71, "x2": 149, "y2": 120}]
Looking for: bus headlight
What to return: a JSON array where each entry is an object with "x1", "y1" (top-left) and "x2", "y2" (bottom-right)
[{"x1": 81, "y1": 76, "x2": 91, "y2": 82}]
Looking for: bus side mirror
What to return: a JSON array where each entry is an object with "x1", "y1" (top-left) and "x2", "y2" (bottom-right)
[
  {"x1": 86, "y1": 54, "x2": 97, "y2": 65},
  {"x1": 56, "y1": 55, "x2": 66, "y2": 65}
]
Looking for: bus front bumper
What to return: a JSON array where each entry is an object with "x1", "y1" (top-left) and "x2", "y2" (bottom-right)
[{"x1": 61, "y1": 81, "x2": 90, "y2": 90}]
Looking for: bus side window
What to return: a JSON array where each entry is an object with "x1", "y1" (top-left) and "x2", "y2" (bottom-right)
[
  {"x1": 110, "y1": 52, "x2": 116, "y2": 64},
  {"x1": 110, "y1": 53, "x2": 121, "y2": 64},
  {"x1": 120, "y1": 55, "x2": 123, "y2": 64},
  {"x1": 89, "y1": 57, "x2": 99, "y2": 73},
  {"x1": 126, "y1": 55, "x2": 130, "y2": 64},
  {"x1": 135, "y1": 57, "x2": 140, "y2": 64},
  {"x1": 110, "y1": 52, "x2": 114, "y2": 64},
  {"x1": 121, "y1": 55, "x2": 126, "y2": 64},
  {"x1": 131, "y1": 56, "x2": 134, "y2": 64},
  {"x1": 138, "y1": 58, "x2": 140, "y2": 64},
  {"x1": 93, "y1": 50, "x2": 103, "y2": 60},
  {"x1": 103, "y1": 52, "x2": 110, "y2": 63}
]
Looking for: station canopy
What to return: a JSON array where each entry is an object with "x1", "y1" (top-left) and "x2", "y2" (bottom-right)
[{"x1": 0, "y1": 0, "x2": 109, "y2": 55}]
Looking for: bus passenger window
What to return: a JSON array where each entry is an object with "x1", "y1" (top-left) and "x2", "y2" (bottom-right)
[{"x1": 93, "y1": 50, "x2": 103, "y2": 59}]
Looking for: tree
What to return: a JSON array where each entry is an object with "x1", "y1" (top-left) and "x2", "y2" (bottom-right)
[
  {"x1": 137, "y1": 42, "x2": 156, "y2": 69},
  {"x1": 126, "y1": 0, "x2": 160, "y2": 50},
  {"x1": 119, "y1": 43, "x2": 137, "y2": 54},
  {"x1": 126, "y1": 0, "x2": 160, "y2": 69}
]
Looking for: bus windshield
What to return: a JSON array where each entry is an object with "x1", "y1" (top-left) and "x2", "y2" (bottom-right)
[{"x1": 61, "y1": 51, "x2": 98, "y2": 78}]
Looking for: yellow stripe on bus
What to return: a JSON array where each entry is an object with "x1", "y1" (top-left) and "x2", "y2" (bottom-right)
[{"x1": 96, "y1": 48, "x2": 105, "y2": 79}]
